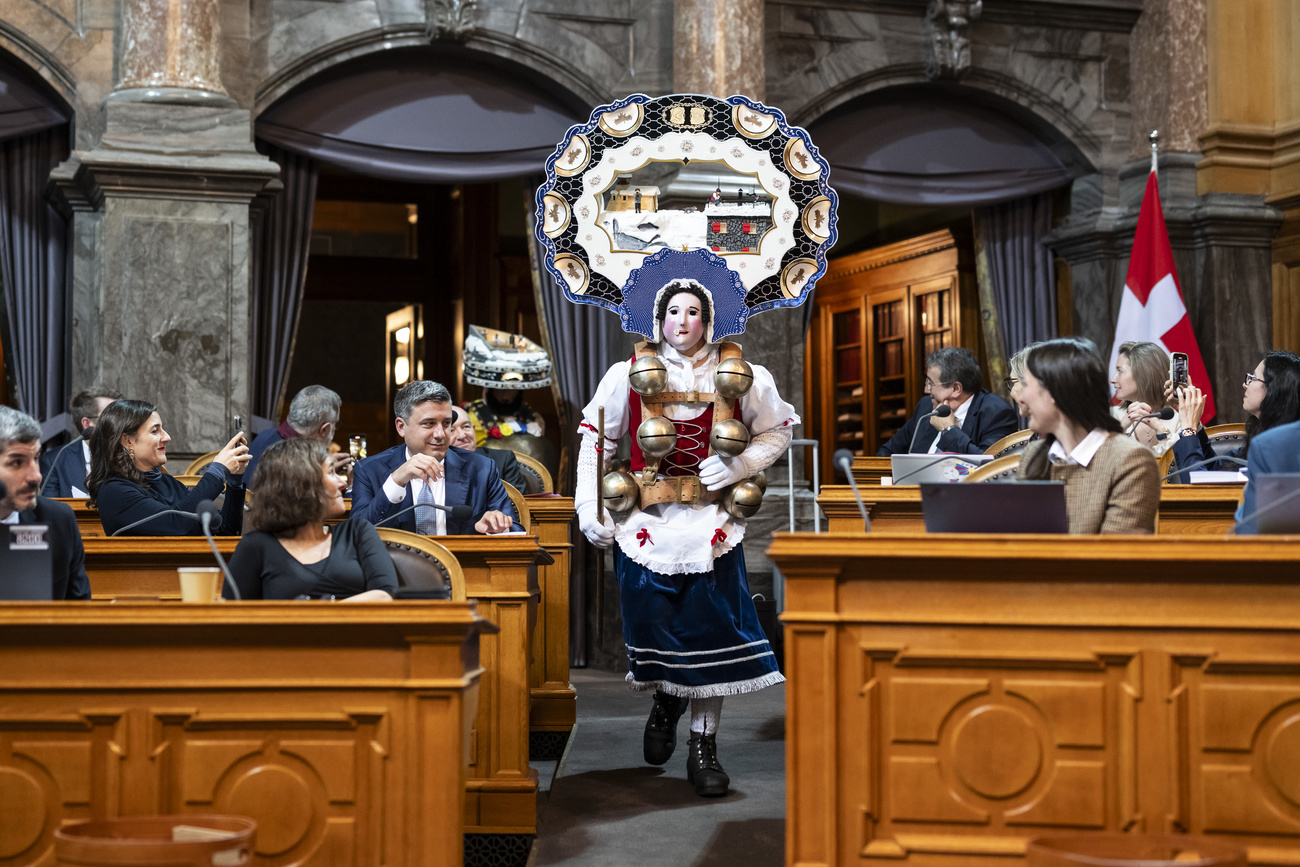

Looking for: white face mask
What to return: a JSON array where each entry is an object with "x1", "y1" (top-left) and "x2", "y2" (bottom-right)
[{"x1": 661, "y1": 291, "x2": 706, "y2": 353}]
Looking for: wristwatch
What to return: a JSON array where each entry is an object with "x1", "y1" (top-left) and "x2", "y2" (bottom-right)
[{"x1": 1178, "y1": 428, "x2": 1197, "y2": 439}]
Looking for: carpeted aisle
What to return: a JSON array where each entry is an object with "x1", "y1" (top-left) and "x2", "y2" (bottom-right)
[{"x1": 530, "y1": 669, "x2": 786, "y2": 867}]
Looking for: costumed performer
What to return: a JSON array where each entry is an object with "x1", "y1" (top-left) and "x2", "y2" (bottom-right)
[{"x1": 575, "y1": 278, "x2": 795, "y2": 798}]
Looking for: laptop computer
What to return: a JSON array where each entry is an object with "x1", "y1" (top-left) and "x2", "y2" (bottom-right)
[
  {"x1": 1252, "y1": 474, "x2": 1300, "y2": 534},
  {"x1": 920, "y1": 481, "x2": 1069, "y2": 533},
  {"x1": 889, "y1": 453, "x2": 993, "y2": 485},
  {"x1": 0, "y1": 523, "x2": 54, "y2": 600}
]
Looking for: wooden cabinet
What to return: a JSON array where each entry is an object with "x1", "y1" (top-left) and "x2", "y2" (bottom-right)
[{"x1": 808, "y1": 230, "x2": 978, "y2": 476}]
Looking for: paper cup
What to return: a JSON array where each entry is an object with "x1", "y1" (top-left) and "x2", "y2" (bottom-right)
[{"x1": 178, "y1": 567, "x2": 223, "y2": 602}]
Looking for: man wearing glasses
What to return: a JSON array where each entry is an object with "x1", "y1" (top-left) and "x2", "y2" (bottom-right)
[
  {"x1": 42, "y1": 386, "x2": 123, "y2": 498},
  {"x1": 877, "y1": 347, "x2": 1018, "y2": 456}
]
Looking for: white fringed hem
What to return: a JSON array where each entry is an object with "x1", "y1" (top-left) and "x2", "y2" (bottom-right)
[{"x1": 626, "y1": 669, "x2": 785, "y2": 699}]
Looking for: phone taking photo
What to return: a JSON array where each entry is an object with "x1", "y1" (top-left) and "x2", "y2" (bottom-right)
[
  {"x1": 232, "y1": 415, "x2": 245, "y2": 444},
  {"x1": 1170, "y1": 352, "x2": 1190, "y2": 390}
]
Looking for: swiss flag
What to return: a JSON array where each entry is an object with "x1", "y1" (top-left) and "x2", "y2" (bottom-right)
[{"x1": 1108, "y1": 171, "x2": 1216, "y2": 421}]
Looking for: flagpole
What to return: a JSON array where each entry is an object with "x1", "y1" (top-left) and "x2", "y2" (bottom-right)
[{"x1": 1149, "y1": 129, "x2": 1159, "y2": 175}]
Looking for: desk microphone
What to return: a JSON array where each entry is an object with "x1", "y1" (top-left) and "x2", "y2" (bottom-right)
[
  {"x1": 1126, "y1": 406, "x2": 1176, "y2": 435},
  {"x1": 110, "y1": 508, "x2": 204, "y2": 536},
  {"x1": 1160, "y1": 454, "x2": 1247, "y2": 483},
  {"x1": 374, "y1": 501, "x2": 474, "y2": 527},
  {"x1": 197, "y1": 499, "x2": 240, "y2": 600},
  {"x1": 907, "y1": 404, "x2": 953, "y2": 454},
  {"x1": 833, "y1": 448, "x2": 870, "y2": 533},
  {"x1": 1229, "y1": 484, "x2": 1300, "y2": 535},
  {"x1": 38, "y1": 426, "x2": 92, "y2": 496},
  {"x1": 891, "y1": 452, "x2": 986, "y2": 486}
]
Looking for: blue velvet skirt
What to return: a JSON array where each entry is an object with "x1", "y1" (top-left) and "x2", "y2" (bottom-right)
[{"x1": 615, "y1": 544, "x2": 784, "y2": 698}]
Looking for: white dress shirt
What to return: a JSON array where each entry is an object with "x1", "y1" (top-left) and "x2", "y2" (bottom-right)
[
  {"x1": 925, "y1": 393, "x2": 974, "y2": 454},
  {"x1": 381, "y1": 448, "x2": 446, "y2": 535},
  {"x1": 1, "y1": 510, "x2": 18, "y2": 525},
  {"x1": 1047, "y1": 428, "x2": 1109, "y2": 467}
]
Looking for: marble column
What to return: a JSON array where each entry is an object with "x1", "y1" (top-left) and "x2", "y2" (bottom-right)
[
  {"x1": 673, "y1": 0, "x2": 765, "y2": 101},
  {"x1": 50, "y1": 0, "x2": 276, "y2": 452}
]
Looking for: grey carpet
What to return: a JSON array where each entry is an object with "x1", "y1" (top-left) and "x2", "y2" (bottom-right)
[{"x1": 530, "y1": 669, "x2": 786, "y2": 867}]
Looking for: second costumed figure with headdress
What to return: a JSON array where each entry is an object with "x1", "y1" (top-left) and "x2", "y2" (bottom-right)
[{"x1": 536, "y1": 93, "x2": 838, "y2": 797}]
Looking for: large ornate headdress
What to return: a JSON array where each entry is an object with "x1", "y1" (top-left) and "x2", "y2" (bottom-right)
[{"x1": 535, "y1": 94, "x2": 838, "y2": 341}]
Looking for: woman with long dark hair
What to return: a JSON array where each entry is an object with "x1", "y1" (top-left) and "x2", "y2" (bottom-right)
[
  {"x1": 227, "y1": 438, "x2": 396, "y2": 601},
  {"x1": 1018, "y1": 338, "x2": 1160, "y2": 533},
  {"x1": 1170, "y1": 350, "x2": 1300, "y2": 481},
  {"x1": 87, "y1": 399, "x2": 248, "y2": 536}
]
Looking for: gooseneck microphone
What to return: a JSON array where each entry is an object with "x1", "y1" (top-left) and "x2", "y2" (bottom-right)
[
  {"x1": 38, "y1": 426, "x2": 93, "y2": 496},
  {"x1": 833, "y1": 448, "x2": 870, "y2": 533},
  {"x1": 110, "y1": 508, "x2": 204, "y2": 536},
  {"x1": 906, "y1": 404, "x2": 953, "y2": 455},
  {"x1": 1127, "y1": 406, "x2": 1176, "y2": 435},
  {"x1": 197, "y1": 499, "x2": 240, "y2": 600},
  {"x1": 374, "y1": 501, "x2": 474, "y2": 528},
  {"x1": 1160, "y1": 454, "x2": 1248, "y2": 483}
]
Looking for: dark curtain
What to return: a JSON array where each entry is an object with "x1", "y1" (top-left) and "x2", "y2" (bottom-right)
[
  {"x1": 808, "y1": 86, "x2": 1080, "y2": 207},
  {"x1": 975, "y1": 192, "x2": 1059, "y2": 355},
  {"x1": 249, "y1": 144, "x2": 318, "y2": 422},
  {"x1": 0, "y1": 126, "x2": 70, "y2": 422},
  {"x1": 526, "y1": 190, "x2": 626, "y2": 667}
]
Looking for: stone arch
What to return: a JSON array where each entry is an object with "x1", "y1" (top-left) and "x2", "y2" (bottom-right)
[
  {"x1": 254, "y1": 30, "x2": 601, "y2": 118},
  {"x1": 785, "y1": 66, "x2": 1106, "y2": 176},
  {"x1": 0, "y1": 27, "x2": 77, "y2": 111}
]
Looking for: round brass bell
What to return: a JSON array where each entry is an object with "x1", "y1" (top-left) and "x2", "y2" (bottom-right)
[
  {"x1": 629, "y1": 356, "x2": 668, "y2": 396},
  {"x1": 602, "y1": 471, "x2": 639, "y2": 514},
  {"x1": 713, "y1": 358, "x2": 754, "y2": 399},
  {"x1": 637, "y1": 416, "x2": 677, "y2": 458},
  {"x1": 752, "y1": 469, "x2": 767, "y2": 493},
  {"x1": 723, "y1": 480, "x2": 764, "y2": 519},
  {"x1": 709, "y1": 418, "x2": 751, "y2": 457}
]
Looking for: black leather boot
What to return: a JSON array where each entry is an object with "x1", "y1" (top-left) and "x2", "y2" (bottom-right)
[
  {"x1": 686, "y1": 733, "x2": 730, "y2": 797},
  {"x1": 644, "y1": 691, "x2": 689, "y2": 765}
]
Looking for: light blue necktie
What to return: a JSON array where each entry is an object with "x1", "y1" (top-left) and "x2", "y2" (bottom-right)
[{"x1": 416, "y1": 482, "x2": 438, "y2": 536}]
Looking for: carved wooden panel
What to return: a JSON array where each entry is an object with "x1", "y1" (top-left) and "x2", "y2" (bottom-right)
[{"x1": 851, "y1": 642, "x2": 1139, "y2": 859}]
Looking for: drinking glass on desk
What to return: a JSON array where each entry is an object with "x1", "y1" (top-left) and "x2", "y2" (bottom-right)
[{"x1": 349, "y1": 435, "x2": 367, "y2": 461}]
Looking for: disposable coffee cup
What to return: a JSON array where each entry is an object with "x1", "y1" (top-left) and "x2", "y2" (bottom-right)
[{"x1": 178, "y1": 567, "x2": 223, "y2": 602}]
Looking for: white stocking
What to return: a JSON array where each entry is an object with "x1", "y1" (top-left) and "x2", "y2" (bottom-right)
[{"x1": 689, "y1": 696, "x2": 723, "y2": 735}]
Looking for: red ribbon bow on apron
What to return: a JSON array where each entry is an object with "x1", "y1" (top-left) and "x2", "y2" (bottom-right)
[
  {"x1": 710, "y1": 529, "x2": 728, "y2": 546},
  {"x1": 636, "y1": 528, "x2": 653, "y2": 547}
]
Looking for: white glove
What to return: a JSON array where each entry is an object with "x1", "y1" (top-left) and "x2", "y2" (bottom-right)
[
  {"x1": 577, "y1": 502, "x2": 617, "y2": 549},
  {"x1": 699, "y1": 453, "x2": 751, "y2": 491}
]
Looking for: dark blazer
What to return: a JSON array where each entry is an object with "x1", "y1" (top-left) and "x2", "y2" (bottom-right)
[
  {"x1": 351, "y1": 444, "x2": 519, "y2": 535},
  {"x1": 482, "y1": 447, "x2": 526, "y2": 491},
  {"x1": 95, "y1": 470, "x2": 244, "y2": 536},
  {"x1": 20, "y1": 497, "x2": 91, "y2": 599},
  {"x1": 877, "y1": 389, "x2": 1019, "y2": 456},
  {"x1": 42, "y1": 437, "x2": 90, "y2": 497},
  {"x1": 1169, "y1": 429, "x2": 1245, "y2": 484},
  {"x1": 243, "y1": 426, "x2": 290, "y2": 487},
  {"x1": 1237, "y1": 419, "x2": 1300, "y2": 534}
]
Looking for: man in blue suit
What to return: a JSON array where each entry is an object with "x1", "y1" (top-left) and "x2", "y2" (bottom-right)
[
  {"x1": 1235, "y1": 418, "x2": 1300, "y2": 534},
  {"x1": 877, "y1": 347, "x2": 1018, "y2": 456},
  {"x1": 352, "y1": 380, "x2": 518, "y2": 535},
  {"x1": 42, "y1": 386, "x2": 122, "y2": 498}
]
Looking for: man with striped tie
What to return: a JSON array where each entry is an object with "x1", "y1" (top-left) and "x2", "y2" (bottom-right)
[{"x1": 351, "y1": 381, "x2": 517, "y2": 535}]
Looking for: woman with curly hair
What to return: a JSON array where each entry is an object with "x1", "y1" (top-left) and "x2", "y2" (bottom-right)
[{"x1": 228, "y1": 438, "x2": 396, "y2": 601}]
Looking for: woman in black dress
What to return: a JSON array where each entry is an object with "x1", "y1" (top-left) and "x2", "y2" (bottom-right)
[
  {"x1": 88, "y1": 399, "x2": 248, "y2": 536},
  {"x1": 229, "y1": 438, "x2": 397, "y2": 601}
]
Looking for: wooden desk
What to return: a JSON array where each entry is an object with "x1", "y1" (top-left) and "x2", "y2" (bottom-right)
[
  {"x1": 82, "y1": 534, "x2": 546, "y2": 835},
  {"x1": 849, "y1": 456, "x2": 892, "y2": 486},
  {"x1": 0, "y1": 601, "x2": 485, "y2": 867},
  {"x1": 769, "y1": 532, "x2": 1300, "y2": 867},
  {"x1": 57, "y1": 497, "x2": 351, "y2": 537},
  {"x1": 819, "y1": 484, "x2": 1245, "y2": 534},
  {"x1": 524, "y1": 495, "x2": 577, "y2": 734}
]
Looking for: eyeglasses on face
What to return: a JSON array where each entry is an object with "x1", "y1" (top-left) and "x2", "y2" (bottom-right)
[
  {"x1": 924, "y1": 379, "x2": 953, "y2": 390},
  {"x1": 1003, "y1": 376, "x2": 1020, "y2": 391},
  {"x1": 1244, "y1": 372, "x2": 1270, "y2": 387}
]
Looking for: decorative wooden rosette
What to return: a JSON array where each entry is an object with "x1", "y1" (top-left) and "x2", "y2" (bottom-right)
[{"x1": 535, "y1": 93, "x2": 839, "y2": 341}]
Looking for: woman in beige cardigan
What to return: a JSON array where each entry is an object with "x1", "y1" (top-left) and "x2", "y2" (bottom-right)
[{"x1": 1017, "y1": 338, "x2": 1160, "y2": 534}]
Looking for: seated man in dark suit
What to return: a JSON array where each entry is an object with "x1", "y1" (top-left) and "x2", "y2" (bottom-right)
[
  {"x1": 878, "y1": 347, "x2": 1018, "y2": 456},
  {"x1": 0, "y1": 406, "x2": 91, "y2": 599},
  {"x1": 42, "y1": 386, "x2": 122, "y2": 498},
  {"x1": 351, "y1": 380, "x2": 518, "y2": 535},
  {"x1": 245, "y1": 385, "x2": 346, "y2": 485},
  {"x1": 1235, "y1": 418, "x2": 1300, "y2": 534},
  {"x1": 448, "y1": 406, "x2": 526, "y2": 490}
]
